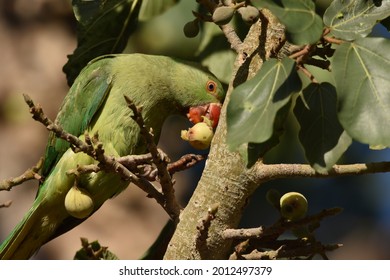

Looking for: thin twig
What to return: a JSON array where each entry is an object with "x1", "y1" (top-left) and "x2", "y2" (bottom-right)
[
  {"x1": 289, "y1": 45, "x2": 310, "y2": 60},
  {"x1": 0, "y1": 200, "x2": 12, "y2": 208},
  {"x1": 222, "y1": 207, "x2": 342, "y2": 240},
  {"x1": 324, "y1": 36, "x2": 344, "y2": 45},
  {"x1": 66, "y1": 152, "x2": 206, "y2": 182},
  {"x1": 0, "y1": 157, "x2": 43, "y2": 191},
  {"x1": 297, "y1": 64, "x2": 319, "y2": 83},
  {"x1": 124, "y1": 96, "x2": 181, "y2": 221},
  {"x1": 167, "y1": 154, "x2": 207, "y2": 175},
  {"x1": 226, "y1": 207, "x2": 343, "y2": 259},
  {"x1": 220, "y1": 24, "x2": 243, "y2": 53},
  {"x1": 242, "y1": 242, "x2": 342, "y2": 260},
  {"x1": 195, "y1": 203, "x2": 219, "y2": 258}
]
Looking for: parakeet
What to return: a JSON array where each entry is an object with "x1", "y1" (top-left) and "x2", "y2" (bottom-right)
[{"x1": 0, "y1": 53, "x2": 224, "y2": 259}]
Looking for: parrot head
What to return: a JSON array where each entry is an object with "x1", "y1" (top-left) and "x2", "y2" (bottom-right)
[{"x1": 170, "y1": 60, "x2": 225, "y2": 129}]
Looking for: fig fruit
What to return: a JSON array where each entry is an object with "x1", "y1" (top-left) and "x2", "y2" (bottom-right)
[
  {"x1": 183, "y1": 20, "x2": 199, "y2": 38},
  {"x1": 187, "y1": 103, "x2": 221, "y2": 129},
  {"x1": 181, "y1": 121, "x2": 214, "y2": 150},
  {"x1": 237, "y1": 5, "x2": 260, "y2": 24},
  {"x1": 212, "y1": 6, "x2": 235, "y2": 25},
  {"x1": 280, "y1": 192, "x2": 308, "y2": 221},
  {"x1": 64, "y1": 185, "x2": 94, "y2": 219}
]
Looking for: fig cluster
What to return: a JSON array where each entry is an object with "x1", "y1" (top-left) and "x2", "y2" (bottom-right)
[
  {"x1": 183, "y1": 2, "x2": 260, "y2": 38},
  {"x1": 212, "y1": 4, "x2": 260, "y2": 26}
]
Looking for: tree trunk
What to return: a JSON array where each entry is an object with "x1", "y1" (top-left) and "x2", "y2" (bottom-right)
[{"x1": 164, "y1": 10, "x2": 285, "y2": 259}]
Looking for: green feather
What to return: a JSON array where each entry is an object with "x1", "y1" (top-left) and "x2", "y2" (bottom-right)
[
  {"x1": 0, "y1": 53, "x2": 224, "y2": 259},
  {"x1": 41, "y1": 56, "x2": 114, "y2": 177}
]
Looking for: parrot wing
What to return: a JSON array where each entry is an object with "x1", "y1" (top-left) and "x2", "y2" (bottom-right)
[{"x1": 41, "y1": 56, "x2": 115, "y2": 178}]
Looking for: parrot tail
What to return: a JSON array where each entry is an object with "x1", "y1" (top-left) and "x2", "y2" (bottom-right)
[{"x1": 0, "y1": 202, "x2": 45, "y2": 259}]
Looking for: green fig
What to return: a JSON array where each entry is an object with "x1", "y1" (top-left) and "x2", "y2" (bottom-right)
[
  {"x1": 212, "y1": 6, "x2": 235, "y2": 25},
  {"x1": 64, "y1": 185, "x2": 94, "y2": 219},
  {"x1": 280, "y1": 192, "x2": 308, "y2": 221},
  {"x1": 183, "y1": 20, "x2": 200, "y2": 38},
  {"x1": 237, "y1": 5, "x2": 260, "y2": 24}
]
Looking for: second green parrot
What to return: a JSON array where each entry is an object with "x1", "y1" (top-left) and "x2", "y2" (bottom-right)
[{"x1": 0, "y1": 53, "x2": 224, "y2": 259}]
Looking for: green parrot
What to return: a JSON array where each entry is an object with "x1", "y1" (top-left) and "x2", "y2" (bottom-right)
[{"x1": 0, "y1": 53, "x2": 224, "y2": 259}]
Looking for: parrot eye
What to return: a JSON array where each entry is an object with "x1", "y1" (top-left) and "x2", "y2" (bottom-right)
[{"x1": 206, "y1": 80, "x2": 217, "y2": 94}]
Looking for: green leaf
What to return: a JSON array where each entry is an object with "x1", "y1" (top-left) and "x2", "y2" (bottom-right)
[
  {"x1": 196, "y1": 23, "x2": 235, "y2": 84},
  {"x1": 74, "y1": 239, "x2": 119, "y2": 260},
  {"x1": 239, "y1": 100, "x2": 291, "y2": 168},
  {"x1": 200, "y1": 48, "x2": 236, "y2": 85},
  {"x1": 294, "y1": 83, "x2": 352, "y2": 173},
  {"x1": 227, "y1": 58, "x2": 302, "y2": 150},
  {"x1": 139, "y1": 0, "x2": 178, "y2": 21},
  {"x1": 323, "y1": 0, "x2": 390, "y2": 41},
  {"x1": 252, "y1": 0, "x2": 323, "y2": 45},
  {"x1": 64, "y1": 0, "x2": 142, "y2": 86},
  {"x1": 333, "y1": 37, "x2": 390, "y2": 147}
]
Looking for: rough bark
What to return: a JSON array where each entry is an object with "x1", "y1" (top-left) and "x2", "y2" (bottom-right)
[{"x1": 164, "y1": 10, "x2": 285, "y2": 259}]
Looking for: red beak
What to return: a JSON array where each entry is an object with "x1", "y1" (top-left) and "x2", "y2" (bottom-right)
[{"x1": 187, "y1": 103, "x2": 221, "y2": 129}]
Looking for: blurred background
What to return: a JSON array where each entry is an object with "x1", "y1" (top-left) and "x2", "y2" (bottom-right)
[{"x1": 1, "y1": 0, "x2": 390, "y2": 259}]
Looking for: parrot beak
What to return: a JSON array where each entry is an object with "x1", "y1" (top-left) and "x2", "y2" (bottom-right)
[{"x1": 187, "y1": 103, "x2": 221, "y2": 129}]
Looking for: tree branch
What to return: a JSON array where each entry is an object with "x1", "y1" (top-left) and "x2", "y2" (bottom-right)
[
  {"x1": 124, "y1": 95, "x2": 181, "y2": 221},
  {"x1": 167, "y1": 154, "x2": 206, "y2": 175},
  {"x1": 164, "y1": 9, "x2": 294, "y2": 260},
  {"x1": 220, "y1": 24, "x2": 243, "y2": 53},
  {"x1": 240, "y1": 242, "x2": 342, "y2": 260},
  {"x1": 221, "y1": 207, "x2": 342, "y2": 240},
  {"x1": 252, "y1": 162, "x2": 390, "y2": 184},
  {"x1": 0, "y1": 200, "x2": 12, "y2": 208},
  {"x1": 0, "y1": 157, "x2": 43, "y2": 191},
  {"x1": 225, "y1": 208, "x2": 342, "y2": 260}
]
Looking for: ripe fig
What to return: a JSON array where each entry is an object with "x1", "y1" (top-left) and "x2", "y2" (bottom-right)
[
  {"x1": 181, "y1": 121, "x2": 214, "y2": 150},
  {"x1": 280, "y1": 192, "x2": 308, "y2": 221},
  {"x1": 212, "y1": 6, "x2": 235, "y2": 25},
  {"x1": 187, "y1": 103, "x2": 222, "y2": 129}
]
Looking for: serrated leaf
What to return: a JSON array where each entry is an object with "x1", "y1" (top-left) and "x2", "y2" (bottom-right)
[
  {"x1": 64, "y1": 0, "x2": 142, "y2": 86},
  {"x1": 252, "y1": 0, "x2": 323, "y2": 45},
  {"x1": 294, "y1": 83, "x2": 352, "y2": 173},
  {"x1": 227, "y1": 58, "x2": 301, "y2": 150},
  {"x1": 333, "y1": 37, "x2": 390, "y2": 147},
  {"x1": 138, "y1": 0, "x2": 178, "y2": 21},
  {"x1": 323, "y1": 0, "x2": 390, "y2": 41}
]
